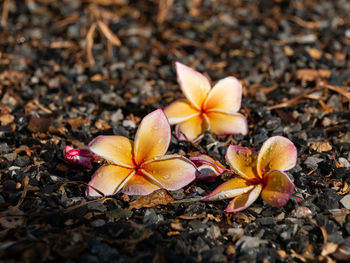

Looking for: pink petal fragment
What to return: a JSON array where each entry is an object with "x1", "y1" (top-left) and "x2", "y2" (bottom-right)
[
  {"x1": 176, "y1": 62, "x2": 211, "y2": 110},
  {"x1": 257, "y1": 136, "x2": 297, "y2": 177},
  {"x1": 190, "y1": 154, "x2": 227, "y2": 181},
  {"x1": 175, "y1": 114, "x2": 207, "y2": 142},
  {"x1": 164, "y1": 100, "x2": 200, "y2": 125},
  {"x1": 201, "y1": 177, "x2": 254, "y2": 201},
  {"x1": 134, "y1": 109, "x2": 171, "y2": 165},
  {"x1": 204, "y1": 77, "x2": 242, "y2": 113},
  {"x1": 88, "y1": 135, "x2": 134, "y2": 168},
  {"x1": 225, "y1": 145, "x2": 260, "y2": 181},
  {"x1": 206, "y1": 111, "x2": 248, "y2": 136},
  {"x1": 86, "y1": 165, "x2": 134, "y2": 197},
  {"x1": 64, "y1": 146, "x2": 95, "y2": 169},
  {"x1": 122, "y1": 173, "x2": 161, "y2": 196},
  {"x1": 141, "y1": 155, "x2": 196, "y2": 191},
  {"x1": 261, "y1": 170, "x2": 295, "y2": 207},
  {"x1": 225, "y1": 184, "x2": 263, "y2": 213}
]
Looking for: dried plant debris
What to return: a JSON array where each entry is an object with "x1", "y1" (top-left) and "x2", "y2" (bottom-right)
[{"x1": 1, "y1": 0, "x2": 350, "y2": 262}]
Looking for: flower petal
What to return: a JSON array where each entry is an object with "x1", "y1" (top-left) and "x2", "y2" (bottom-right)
[
  {"x1": 164, "y1": 100, "x2": 200, "y2": 125},
  {"x1": 122, "y1": 173, "x2": 161, "y2": 195},
  {"x1": 225, "y1": 145, "x2": 260, "y2": 181},
  {"x1": 176, "y1": 114, "x2": 207, "y2": 142},
  {"x1": 206, "y1": 111, "x2": 248, "y2": 136},
  {"x1": 203, "y1": 77, "x2": 242, "y2": 113},
  {"x1": 140, "y1": 155, "x2": 196, "y2": 191},
  {"x1": 201, "y1": 177, "x2": 255, "y2": 201},
  {"x1": 190, "y1": 154, "x2": 227, "y2": 181},
  {"x1": 134, "y1": 109, "x2": 171, "y2": 165},
  {"x1": 176, "y1": 62, "x2": 211, "y2": 110},
  {"x1": 225, "y1": 184, "x2": 263, "y2": 213},
  {"x1": 64, "y1": 146, "x2": 95, "y2": 169},
  {"x1": 88, "y1": 135, "x2": 134, "y2": 168},
  {"x1": 261, "y1": 170, "x2": 295, "y2": 207},
  {"x1": 257, "y1": 136, "x2": 297, "y2": 177},
  {"x1": 86, "y1": 165, "x2": 135, "y2": 197}
]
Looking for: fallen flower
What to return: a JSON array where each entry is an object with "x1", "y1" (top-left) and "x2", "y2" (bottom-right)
[
  {"x1": 64, "y1": 145, "x2": 96, "y2": 169},
  {"x1": 86, "y1": 109, "x2": 197, "y2": 197},
  {"x1": 201, "y1": 136, "x2": 297, "y2": 212},
  {"x1": 190, "y1": 154, "x2": 227, "y2": 181},
  {"x1": 164, "y1": 62, "x2": 248, "y2": 142}
]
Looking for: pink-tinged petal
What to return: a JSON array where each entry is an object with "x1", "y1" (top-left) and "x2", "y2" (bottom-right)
[
  {"x1": 140, "y1": 155, "x2": 196, "y2": 191},
  {"x1": 206, "y1": 111, "x2": 248, "y2": 136},
  {"x1": 225, "y1": 145, "x2": 260, "y2": 181},
  {"x1": 164, "y1": 100, "x2": 200, "y2": 125},
  {"x1": 225, "y1": 184, "x2": 263, "y2": 213},
  {"x1": 122, "y1": 173, "x2": 161, "y2": 195},
  {"x1": 201, "y1": 177, "x2": 255, "y2": 201},
  {"x1": 203, "y1": 77, "x2": 242, "y2": 113},
  {"x1": 64, "y1": 146, "x2": 95, "y2": 169},
  {"x1": 257, "y1": 136, "x2": 297, "y2": 177},
  {"x1": 176, "y1": 114, "x2": 207, "y2": 142},
  {"x1": 261, "y1": 170, "x2": 295, "y2": 207},
  {"x1": 86, "y1": 165, "x2": 135, "y2": 197},
  {"x1": 176, "y1": 62, "x2": 211, "y2": 110},
  {"x1": 88, "y1": 135, "x2": 134, "y2": 168},
  {"x1": 134, "y1": 109, "x2": 171, "y2": 165},
  {"x1": 190, "y1": 154, "x2": 227, "y2": 181}
]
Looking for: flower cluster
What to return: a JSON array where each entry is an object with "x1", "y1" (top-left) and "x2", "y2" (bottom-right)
[{"x1": 65, "y1": 62, "x2": 298, "y2": 212}]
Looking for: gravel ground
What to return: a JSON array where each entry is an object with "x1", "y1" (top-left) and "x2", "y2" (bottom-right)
[{"x1": 0, "y1": 0, "x2": 350, "y2": 262}]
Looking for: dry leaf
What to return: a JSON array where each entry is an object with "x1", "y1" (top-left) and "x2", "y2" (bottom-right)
[
  {"x1": 296, "y1": 69, "x2": 331, "y2": 82},
  {"x1": 128, "y1": 189, "x2": 173, "y2": 210},
  {"x1": 309, "y1": 48, "x2": 323, "y2": 60},
  {"x1": 86, "y1": 23, "x2": 97, "y2": 67},
  {"x1": 97, "y1": 20, "x2": 121, "y2": 46},
  {"x1": 309, "y1": 141, "x2": 332, "y2": 152},
  {"x1": 157, "y1": 0, "x2": 174, "y2": 24},
  {"x1": 178, "y1": 211, "x2": 206, "y2": 220},
  {"x1": 328, "y1": 208, "x2": 349, "y2": 226},
  {"x1": 67, "y1": 116, "x2": 89, "y2": 129},
  {"x1": 0, "y1": 114, "x2": 14, "y2": 125},
  {"x1": 170, "y1": 222, "x2": 185, "y2": 231},
  {"x1": 321, "y1": 243, "x2": 338, "y2": 257},
  {"x1": 0, "y1": 206, "x2": 25, "y2": 229},
  {"x1": 27, "y1": 115, "x2": 53, "y2": 133}
]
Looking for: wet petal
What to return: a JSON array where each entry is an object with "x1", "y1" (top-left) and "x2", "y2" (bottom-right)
[
  {"x1": 164, "y1": 100, "x2": 200, "y2": 125},
  {"x1": 204, "y1": 77, "x2": 242, "y2": 113},
  {"x1": 176, "y1": 62, "x2": 211, "y2": 110},
  {"x1": 206, "y1": 112, "x2": 248, "y2": 136},
  {"x1": 122, "y1": 173, "x2": 161, "y2": 196},
  {"x1": 190, "y1": 154, "x2": 227, "y2": 181},
  {"x1": 225, "y1": 184, "x2": 263, "y2": 213},
  {"x1": 225, "y1": 145, "x2": 260, "y2": 181},
  {"x1": 64, "y1": 146, "x2": 95, "y2": 169},
  {"x1": 134, "y1": 109, "x2": 171, "y2": 165},
  {"x1": 86, "y1": 165, "x2": 134, "y2": 197},
  {"x1": 89, "y1": 135, "x2": 134, "y2": 168},
  {"x1": 176, "y1": 114, "x2": 207, "y2": 142},
  {"x1": 257, "y1": 136, "x2": 297, "y2": 177},
  {"x1": 141, "y1": 155, "x2": 196, "y2": 191},
  {"x1": 201, "y1": 177, "x2": 254, "y2": 201},
  {"x1": 261, "y1": 170, "x2": 295, "y2": 207}
]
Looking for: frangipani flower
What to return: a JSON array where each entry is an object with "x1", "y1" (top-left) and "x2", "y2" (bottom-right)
[
  {"x1": 190, "y1": 154, "x2": 226, "y2": 182},
  {"x1": 201, "y1": 136, "x2": 297, "y2": 212},
  {"x1": 64, "y1": 146, "x2": 96, "y2": 169},
  {"x1": 164, "y1": 62, "x2": 248, "y2": 142},
  {"x1": 86, "y1": 109, "x2": 197, "y2": 197}
]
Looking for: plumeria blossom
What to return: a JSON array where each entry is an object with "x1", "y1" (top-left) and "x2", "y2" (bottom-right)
[
  {"x1": 190, "y1": 154, "x2": 226, "y2": 182},
  {"x1": 164, "y1": 62, "x2": 248, "y2": 142},
  {"x1": 201, "y1": 136, "x2": 297, "y2": 212},
  {"x1": 86, "y1": 109, "x2": 197, "y2": 197},
  {"x1": 64, "y1": 146, "x2": 96, "y2": 169}
]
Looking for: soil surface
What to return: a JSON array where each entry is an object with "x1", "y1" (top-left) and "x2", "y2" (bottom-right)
[{"x1": 1, "y1": 0, "x2": 350, "y2": 262}]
